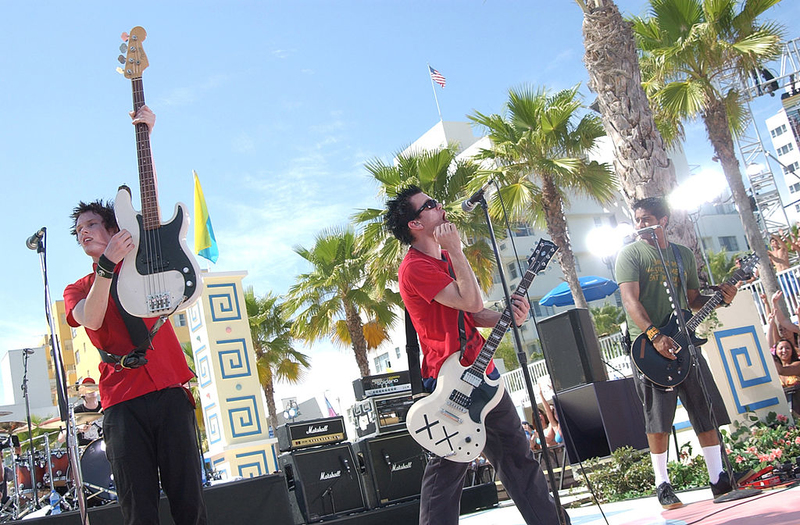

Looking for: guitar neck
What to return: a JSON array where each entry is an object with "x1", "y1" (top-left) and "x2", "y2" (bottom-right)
[
  {"x1": 686, "y1": 273, "x2": 741, "y2": 332},
  {"x1": 131, "y1": 77, "x2": 160, "y2": 230},
  {"x1": 470, "y1": 259, "x2": 540, "y2": 376}
]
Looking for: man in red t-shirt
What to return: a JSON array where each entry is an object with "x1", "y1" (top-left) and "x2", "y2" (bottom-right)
[
  {"x1": 386, "y1": 185, "x2": 568, "y2": 525},
  {"x1": 63, "y1": 106, "x2": 206, "y2": 525}
]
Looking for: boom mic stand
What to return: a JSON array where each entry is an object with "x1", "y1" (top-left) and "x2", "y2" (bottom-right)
[
  {"x1": 475, "y1": 195, "x2": 568, "y2": 525},
  {"x1": 30, "y1": 230, "x2": 91, "y2": 524},
  {"x1": 646, "y1": 227, "x2": 760, "y2": 503}
]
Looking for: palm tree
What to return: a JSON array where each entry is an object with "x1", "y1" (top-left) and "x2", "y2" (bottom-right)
[
  {"x1": 353, "y1": 146, "x2": 498, "y2": 292},
  {"x1": 244, "y1": 287, "x2": 310, "y2": 432},
  {"x1": 469, "y1": 85, "x2": 617, "y2": 310},
  {"x1": 576, "y1": 0, "x2": 707, "y2": 282},
  {"x1": 284, "y1": 227, "x2": 402, "y2": 378},
  {"x1": 631, "y1": 0, "x2": 786, "y2": 307}
]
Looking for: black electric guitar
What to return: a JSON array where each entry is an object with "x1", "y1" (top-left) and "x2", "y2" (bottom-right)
[
  {"x1": 114, "y1": 27, "x2": 202, "y2": 317},
  {"x1": 405, "y1": 239, "x2": 557, "y2": 462},
  {"x1": 631, "y1": 253, "x2": 758, "y2": 388}
]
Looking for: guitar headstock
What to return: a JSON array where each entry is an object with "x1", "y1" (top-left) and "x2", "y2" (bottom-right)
[
  {"x1": 733, "y1": 253, "x2": 760, "y2": 280},
  {"x1": 527, "y1": 239, "x2": 558, "y2": 274},
  {"x1": 117, "y1": 26, "x2": 149, "y2": 79}
]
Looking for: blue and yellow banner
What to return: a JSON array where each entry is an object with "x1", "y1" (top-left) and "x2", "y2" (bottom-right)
[{"x1": 193, "y1": 170, "x2": 219, "y2": 263}]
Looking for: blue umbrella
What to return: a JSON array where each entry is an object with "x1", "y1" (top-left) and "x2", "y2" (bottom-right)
[{"x1": 538, "y1": 275, "x2": 618, "y2": 307}]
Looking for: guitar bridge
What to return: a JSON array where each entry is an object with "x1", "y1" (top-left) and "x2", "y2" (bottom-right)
[
  {"x1": 439, "y1": 408, "x2": 463, "y2": 424},
  {"x1": 147, "y1": 292, "x2": 172, "y2": 313}
]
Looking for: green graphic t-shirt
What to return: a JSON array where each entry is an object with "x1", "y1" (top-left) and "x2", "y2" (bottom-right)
[{"x1": 614, "y1": 240, "x2": 699, "y2": 338}]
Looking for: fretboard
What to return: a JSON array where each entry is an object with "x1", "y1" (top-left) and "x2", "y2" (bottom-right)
[{"x1": 131, "y1": 77, "x2": 160, "y2": 231}]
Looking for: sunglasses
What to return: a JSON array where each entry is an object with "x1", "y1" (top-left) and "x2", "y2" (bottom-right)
[{"x1": 414, "y1": 198, "x2": 439, "y2": 217}]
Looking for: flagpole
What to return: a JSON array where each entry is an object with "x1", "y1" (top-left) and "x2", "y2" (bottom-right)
[{"x1": 427, "y1": 63, "x2": 443, "y2": 122}]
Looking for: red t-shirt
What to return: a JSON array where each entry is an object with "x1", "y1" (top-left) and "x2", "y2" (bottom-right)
[
  {"x1": 63, "y1": 268, "x2": 193, "y2": 408},
  {"x1": 398, "y1": 248, "x2": 493, "y2": 379}
]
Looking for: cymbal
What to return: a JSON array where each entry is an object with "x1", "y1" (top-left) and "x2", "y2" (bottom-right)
[
  {"x1": 67, "y1": 382, "x2": 100, "y2": 397},
  {"x1": 0, "y1": 421, "x2": 29, "y2": 434},
  {"x1": 39, "y1": 417, "x2": 65, "y2": 430},
  {"x1": 75, "y1": 412, "x2": 102, "y2": 425}
]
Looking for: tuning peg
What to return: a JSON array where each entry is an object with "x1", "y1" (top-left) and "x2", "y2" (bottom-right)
[
  {"x1": 116, "y1": 66, "x2": 125, "y2": 75},
  {"x1": 121, "y1": 31, "x2": 129, "y2": 42},
  {"x1": 119, "y1": 43, "x2": 127, "y2": 53},
  {"x1": 117, "y1": 55, "x2": 126, "y2": 64}
]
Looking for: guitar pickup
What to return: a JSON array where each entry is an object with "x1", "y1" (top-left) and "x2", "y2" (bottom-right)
[
  {"x1": 461, "y1": 370, "x2": 483, "y2": 388},
  {"x1": 448, "y1": 390, "x2": 472, "y2": 410}
]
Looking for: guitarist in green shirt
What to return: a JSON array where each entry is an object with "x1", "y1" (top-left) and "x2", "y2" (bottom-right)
[{"x1": 616, "y1": 197, "x2": 740, "y2": 509}]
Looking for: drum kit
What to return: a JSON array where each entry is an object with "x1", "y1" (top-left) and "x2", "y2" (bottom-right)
[{"x1": 0, "y1": 382, "x2": 116, "y2": 522}]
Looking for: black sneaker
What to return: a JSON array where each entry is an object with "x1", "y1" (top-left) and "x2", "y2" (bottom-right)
[
  {"x1": 711, "y1": 469, "x2": 756, "y2": 497},
  {"x1": 657, "y1": 482, "x2": 683, "y2": 509}
]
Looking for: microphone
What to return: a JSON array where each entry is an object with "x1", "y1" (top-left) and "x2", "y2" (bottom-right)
[
  {"x1": 635, "y1": 225, "x2": 662, "y2": 236},
  {"x1": 461, "y1": 180, "x2": 494, "y2": 212},
  {"x1": 24, "y1": 348, "x2": 35, "y2": 355},
  {"x1": 26, "y1": 227, "x2": 46, "y2": 250}
]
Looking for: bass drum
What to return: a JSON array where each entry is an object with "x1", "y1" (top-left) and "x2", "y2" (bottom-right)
[{"x1": 80, "y1": 439, "x2": 116, "y2": 503}]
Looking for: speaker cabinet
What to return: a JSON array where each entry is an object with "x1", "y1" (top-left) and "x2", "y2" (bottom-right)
[
  {"x1": 554, "y1": 378, "x2": 648, "y2": 463},
  {"x1": 538, "y1": 308, "x2": 608, "y2": 392},
  {"x1": 279, "y1": 443, "x2": 366, "y2": 523},
  {"x1": 353, "y1": 431, "x2": 426, "y2": 508}
]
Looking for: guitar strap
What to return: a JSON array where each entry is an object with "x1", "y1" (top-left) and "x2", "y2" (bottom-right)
[
  {"x1": 404, "y1": 309, "x2": 426, "y2": 398},
  {"x1": 445, "y1": 256, "x2": 468, "y2": 360},
  {"x1": 670, "y1": 244, "x2": 690, "y2": 308}
]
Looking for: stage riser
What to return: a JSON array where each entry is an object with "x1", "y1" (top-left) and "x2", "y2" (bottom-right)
[{"x1": 17, "y1": 474, "x2": 293, "y2": 525}]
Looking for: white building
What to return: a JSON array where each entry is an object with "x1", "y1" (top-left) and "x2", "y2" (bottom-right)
[{"x1": 765, "y1": 90, "x2": 800, "y2": 222}]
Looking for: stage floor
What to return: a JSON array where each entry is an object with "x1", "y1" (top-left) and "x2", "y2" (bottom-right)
[{"x1": 460, "y1": 482, "x2": 800, "y2": 524}]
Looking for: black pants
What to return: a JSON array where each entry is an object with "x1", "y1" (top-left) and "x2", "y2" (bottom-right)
[
  {"x1": 418, "y1": 391, "x2": 568, "y2": 525},
  {"x1": 104, "y1": 388, "x2": 207, "y2": 525}
]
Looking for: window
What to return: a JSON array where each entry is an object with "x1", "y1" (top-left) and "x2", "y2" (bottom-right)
[
  {"x1": 395, "y1": 347, "x2": 401, "y2": 360},
  {"x1": 594, "y1": 217, "x2": 603, "y2": 227},
  {"x1": 789, "y1": 182, "x2": 800, "y2": 193},
  {"x1": 771, "y1": 124, "x2": 787, "y2": 138},
  {"x1": 374, "y1": 353, "x2": 391, "y2": 373},
  {"x1": 512, "y1": 224, "x2": 534, "y2": 237},
  {"x1": 784, "y1": 162, "x2": 800, "y2": 176},
  {"x1": 719, "y1": 236, "x2": 740, "y2": 252},
  {"x1": 174, "y1": 313, "x2": 187, "y2": 327},
  {"x1": 778, "y1": 143, "x2": 794, "y2": 156},
  {"x1": 507, "y1": 262, "x2": 518, "y2": 280}
]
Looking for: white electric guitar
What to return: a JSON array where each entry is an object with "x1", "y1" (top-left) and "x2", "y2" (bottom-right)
[
  {"x1": 405, "y1": 239, "x2": 557, "y2": 462},
  {"x1": 114, "y1": 26, "x2": 202, "y2": 317}
]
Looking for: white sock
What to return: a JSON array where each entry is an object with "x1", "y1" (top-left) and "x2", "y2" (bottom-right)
[
  {"x1": 702, "y1": 445, "x2": 723, "y2": 484},
  {"x1": 651, "y1": 452, "x2": 670, "y2": 487}
]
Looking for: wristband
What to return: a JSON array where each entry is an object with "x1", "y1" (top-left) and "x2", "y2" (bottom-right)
[
  {"x1": 96, "y1": 255, "x2": 116, "y2": 279},
  {"x1": 645, "y1": 325, "x2": 661, "y2": 342}
]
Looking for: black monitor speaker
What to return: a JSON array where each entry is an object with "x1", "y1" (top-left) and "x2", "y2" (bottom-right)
[{"x1": 538, "y1": 308, "x2": 608, "y2": 392}]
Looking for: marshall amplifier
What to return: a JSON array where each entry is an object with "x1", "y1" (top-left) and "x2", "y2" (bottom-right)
[
  {"x1": 353, "y1": 393, "x2": 414, "y2": 439},
  {"x1": 276, "y1": 416, "x2": 347, "y2": 452},
  {"x1": 352, "y1": 371, "x2": 411, "y2": 400},
  {"x1": 278, "y1": 442, "x2": 367, "y2": 523},
  {"x1": 353, "y1": 431, "x2": 426, "y2": 509}
]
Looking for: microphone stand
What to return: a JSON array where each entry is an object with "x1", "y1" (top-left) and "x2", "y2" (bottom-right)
[
  {"x1": 475, "y1": 196, "x2": 568, "y2": 525},
  {"x1": 646, "y1": 229, "x2": 760, "y2": 503},
  {"x1": 20, "y1": 349, "x2": 40, "y2": 509},
  {"x1": 31, "y1": 232, "x2": 91, "y2": 524}
]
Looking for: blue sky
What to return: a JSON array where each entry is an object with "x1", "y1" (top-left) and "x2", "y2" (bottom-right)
[{"x1": 2, "y1": 1, "x2": 799, "y2": 403}]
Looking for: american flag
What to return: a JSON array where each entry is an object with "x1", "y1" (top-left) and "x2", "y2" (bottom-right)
[{"x1": 429, "y1": 66, "x2": 446, "y2": 88}]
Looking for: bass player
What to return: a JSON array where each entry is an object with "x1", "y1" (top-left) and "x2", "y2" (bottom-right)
[
  {"x1": 63, "y1": 106, "x2": 207, "y2": 525},
  {"x1": 385, "y1": 185, "x2": 567, "y2": 525},
  {"x1": 616, "y1": 196, "x2": 739, "y2": 509}
]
